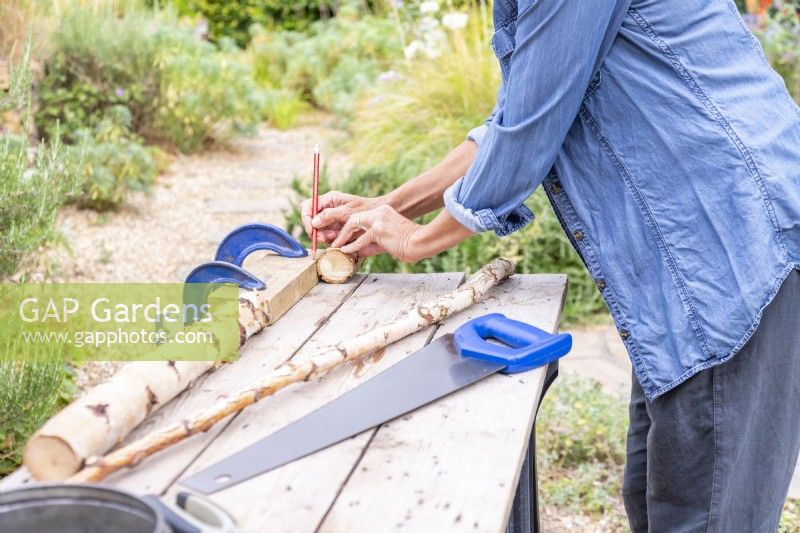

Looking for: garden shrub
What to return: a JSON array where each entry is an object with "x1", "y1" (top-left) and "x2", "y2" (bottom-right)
[
  {"x1": 247, "y1": 8, "x2": 402, "y2": 118},
  {"x1": 0, "y1": 356, "x2": 76, "y2": 476},
  {"x1": 347, "y1": 6, "x2": 497, "y2": 168},
  {"x1": 757, "y1": 1, "x2": 800, "y2": 102},
  {"x1": 542, "y1": 461, "x2": 625, "y2": 518},
  {"x1": 538, "y1": 376, "x2": 627, "y2": 468},
  {"x1": 536, "y1": 375, "x2": 799, "y2": 529},
  {"x1": 36, "y1": 5, "x2": 262, "y2": 153},
  {"x1": 1, "y1": 42, "x2": 76, "y2": 279},
  {"x1": 261, "y1": 88, "x2": 310, "y2": 130},
  {"x1": 170, "y1": 0, "x2": 332, "y2": 47},
  {"x1": 0, "y1": 42, "x2": 78, "y2": 477},
  {"x1": 35, "y1": 7, "x2": 163, "y2": 143},
  {"x1": 65, "y1": 107, "x2": 164, "y2": 211},
  {"x1": 0, "y1": 134, "x2": 74, "y2": 277},
  {"x1": 537, "y1": 374, "x2": 628, "y2": 526},
  {"x1": 781, "y1": 499, "x2": 800, "y2": 532},
  {"x1": 153, "y1": 36, "x2": 263, "y2": 152}
]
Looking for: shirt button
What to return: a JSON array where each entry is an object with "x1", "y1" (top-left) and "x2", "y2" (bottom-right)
[
  {"x1": 595, "y1": 278, "x2": 606, "y2": 291},
  {"x1": 550, "y1": 181, "x2": 563, "y2": 193},
  {"x1": 574, "y1": 230, "x2": 584, "y2": 241},
  {"x1": 619, "y1": 329, "x2": 630, "y2": 340}
]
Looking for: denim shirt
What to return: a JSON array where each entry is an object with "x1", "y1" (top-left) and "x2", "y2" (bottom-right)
[{"x1": 443, "y1": 0, "x2": 800, "y2": 399}]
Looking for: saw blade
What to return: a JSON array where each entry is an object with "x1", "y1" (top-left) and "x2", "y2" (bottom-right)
[{"x1": 181, "y1": 334, "x2": 505, "y2": 494}]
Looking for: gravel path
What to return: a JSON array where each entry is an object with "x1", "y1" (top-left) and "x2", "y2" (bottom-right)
[
  {"x1": 44, "y1": 123, "x2": 350, "y2": 285},
  {"x1": 42, "y1": 122, "x2": 350, "y2": 388}
]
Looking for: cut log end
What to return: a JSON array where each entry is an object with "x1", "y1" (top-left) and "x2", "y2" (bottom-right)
[
  {"x1": 23, "y1": 435, "x2": 82, "y2": 481},
  {"x1": 316, "y1": 248, "x2": 361, "y2": 284}
]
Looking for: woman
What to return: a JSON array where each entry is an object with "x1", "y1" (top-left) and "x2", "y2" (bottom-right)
[{"x1": 302, "y1": 1, "x2": 800, "y2": 530}]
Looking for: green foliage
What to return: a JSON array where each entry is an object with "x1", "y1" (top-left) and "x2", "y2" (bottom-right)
[
  {"x1": 35, "y1": 6, "x2": 163, "y2": 143},
  {"x1": 349, "y1": 7, "x2": 496, "y2": 167},
  {"x1": 0, "y1": 135, "x2": 74, "y2": 277},
  {"x1": 1, "y1": 38, "x2": 76, "y2": 278},
  {"x1": 757, "y1": 1, "x2": 800, "y2": 102},
  {"x1": 171, "y1": 0, "x2": 331, "y2": 47},
  {"x1": 0, "y1": 356, "x2": 77, "y2": 476},
  {"x1": 247, "y1": 9, "x2": 402, "y2": 118},
  {"x1": 781, "y1": 499, "x2": 800, "y2": 532},
  {"x1": 261, "y1": 89, "x2": 310, "y2": 129},
  {"x1": 66, "y1": 107, "x2": 163, "y2": 211},
  {"x1": 542, "y1": 461, "x2": 626, "y2": 519},
  {"x1": 537, "y1": 374, "x2": 628, "y2": 525},
  {"x1": 36, "y1": 5, "x2": 262, "y2": 153},
  {"x1": 154, "y1": 36, "x2": 263, "y2": 152},
  {"x1": 539, "y1": 376, "x2": 627, "y2": 467}
]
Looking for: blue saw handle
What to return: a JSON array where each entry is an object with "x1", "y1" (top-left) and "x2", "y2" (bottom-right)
[{"x1": 453, "y1": 313, "x2": 572, "y2": 374}]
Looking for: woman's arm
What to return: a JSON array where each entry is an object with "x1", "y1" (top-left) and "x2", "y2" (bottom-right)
[
  {"x1": 385, "y1": 140, "x2": 478, "y2": 219},
  {"x1": 329, "y1": 205, "x2": 474, "y2": 263},
  {"x1": 302, "y1": 140, "x2": 478, "y2": 244}
]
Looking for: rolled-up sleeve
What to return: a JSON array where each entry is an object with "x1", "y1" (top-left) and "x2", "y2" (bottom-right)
[
  {"x1": 446, "y1": 0, "x2": 628, "y2": 237},
  {"x1": 466, "y1": 79, "x2": 506, "y2": 147}
]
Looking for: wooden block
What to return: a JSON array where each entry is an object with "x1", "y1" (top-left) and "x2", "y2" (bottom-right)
[{"x1": 243, "y1": 251, "x2": 318, "y2": 325}]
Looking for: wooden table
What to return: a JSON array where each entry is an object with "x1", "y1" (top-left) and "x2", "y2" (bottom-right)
[{"x1": 3, "y1": 272, "x2": 567, "y2": 533}]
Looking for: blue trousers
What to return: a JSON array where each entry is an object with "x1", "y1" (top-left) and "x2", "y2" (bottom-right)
[{"x1": 623, "y1": 269, "x2": 800, "y2": 532}]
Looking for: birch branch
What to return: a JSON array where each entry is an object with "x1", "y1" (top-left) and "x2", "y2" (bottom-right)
[
  {"x1": 24, "y1": 257, "x2": 318, "y2": 482},
  {"x1": 67, "y1": 257, "x2": 515, "y2": 483},
  {"x1": 316, "y1": 248, "x2": 362, "y2": 284}
]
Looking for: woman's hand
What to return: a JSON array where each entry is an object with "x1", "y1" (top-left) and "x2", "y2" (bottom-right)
[
  {"x1": 301, "y1": 191, "x2": 383, "y2": 245},
  {"x1": 330, "y1": 205, "x2": 424, "y2": 262}
]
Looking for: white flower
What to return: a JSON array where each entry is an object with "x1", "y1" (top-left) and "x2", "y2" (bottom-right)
[
  {"x1": 419, "y1": 16, "x2": 440, "y2": 32},
  {"x1": 419, "y1": 1, "x2": 439, "y2": 14},
  {"x1": 442, "y1": 11, "x2": 469, "y2": 30},
  {"x1": 423, "y1": 28, "x2": 446, "y2": 52},
  {"x1": 424, "y1": 45, "x2": 441, "y2": 59},
  {"x1": 404, "y1": 40, "x2": 424, "y2": 59}
]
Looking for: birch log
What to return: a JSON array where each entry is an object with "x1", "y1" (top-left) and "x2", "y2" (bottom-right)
[
  {"x1": 316, "y1": 248, "x2": 362, "y2": 284},
  {"x1": 67, "y1": 257, "x2": 515, "y2": 483},
  {"x1": 24, "y1": 253, "x2": 317, "y2": 481}
]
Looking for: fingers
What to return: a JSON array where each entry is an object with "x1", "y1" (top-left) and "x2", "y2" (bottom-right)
[
  {"x1": 301, "y1": 191, "x2": 348, "y2": 237},
  {"x1": 320, "y1": 229, "x2": 338, "y2": 243},
  {"x1": 300, "y1": 198, "x2": 313, "y2": 237},
  {"x1": 331, "y1": 214, "x2": 366, "y2": 248},
  {"x1": 312, "y1": 206, "x2": 349, "y2": 229},
  {"x1": 341, "y1": 231, "x2": 374, "y2": 255},
  {"x1": 355, "y1": 243, "x2": 386, "y2": 258},
  {"x1": 317, "y1": 190, "x2": 345, "y2": 210}
]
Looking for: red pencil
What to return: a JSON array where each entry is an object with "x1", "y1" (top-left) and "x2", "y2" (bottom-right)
[{"x1": 311, "y1": 144, "x2": 320, "y2": 256}]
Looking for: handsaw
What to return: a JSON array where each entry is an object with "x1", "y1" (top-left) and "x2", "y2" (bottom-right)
[{"x1": 181, "y1": 313, "x2": 572, "y2": 494}]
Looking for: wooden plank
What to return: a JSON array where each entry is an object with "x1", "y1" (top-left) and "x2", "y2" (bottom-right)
[
  {"x1": 163, "y1": 273, "x2": 466, "y2": 531},
  {"x1": 318, "y1": 274, "x2": 567, "y2": 533},
  {"x1": 242, "y1": 250, "x2": 319, "y2": 325},
  {"x1": 0, "y1": 276, "x2": 363, "y2": 492}
]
